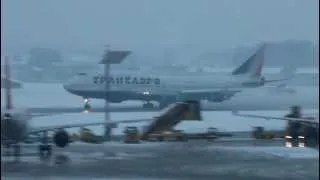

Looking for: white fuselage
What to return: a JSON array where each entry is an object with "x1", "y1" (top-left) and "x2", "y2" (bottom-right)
[
  {"x1": 63, "y1": 72, "x2": 259, "y2": 102},
  {"x1": 1, "y1": 83, "x2": 317, "y2": 112}
]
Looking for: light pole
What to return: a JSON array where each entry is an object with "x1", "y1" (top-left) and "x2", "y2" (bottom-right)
[
  {"x1": 100, "y1": 47, "x2": 131, "y2": 141},
  {"x1": 103, "y1": 47, "x2": 111, "y2": 141}
]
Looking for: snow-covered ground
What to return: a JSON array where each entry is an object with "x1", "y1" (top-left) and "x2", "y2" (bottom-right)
[{"x1": 209, "y1": 146, "x2": 318, "y2": 159}]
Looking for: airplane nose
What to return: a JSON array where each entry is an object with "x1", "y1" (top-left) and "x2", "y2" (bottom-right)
[
  {"x1": 63, "y1": 74, "x2": 86, "y2": 95},
  {"x1": 63, "y1": 75, "x2": 80, "y2": 92}
]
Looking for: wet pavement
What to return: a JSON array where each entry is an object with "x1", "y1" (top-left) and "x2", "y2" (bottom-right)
[{"x1": 2, "y1": 139, "x2": 319, "y2": 180}]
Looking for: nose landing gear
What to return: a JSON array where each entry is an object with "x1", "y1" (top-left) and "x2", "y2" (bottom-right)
[{"x1": 83, "y1": 98, "x2": 91, "y2": 113}]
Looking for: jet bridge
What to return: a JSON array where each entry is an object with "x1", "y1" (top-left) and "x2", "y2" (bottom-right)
[{"x1": 140, "y1": 100, "x2": 202, "y2": 140}]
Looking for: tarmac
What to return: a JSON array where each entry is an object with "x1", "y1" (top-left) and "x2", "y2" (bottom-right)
[{"x1": 1, "y1": 139, "x2": 319, "y2": 180}]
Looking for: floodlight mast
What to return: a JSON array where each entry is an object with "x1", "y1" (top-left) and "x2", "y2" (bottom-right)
[{"x1": 99, "y1": 46, "x2": 131, "y2": 141}]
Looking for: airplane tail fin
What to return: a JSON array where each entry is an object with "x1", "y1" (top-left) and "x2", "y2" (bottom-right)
[
  {"x1": 4, "y1": 56, "x2": 13, "y2": 110},
  {"x1": 232, "y1": 43, "x2": 266, "y2": 78}
]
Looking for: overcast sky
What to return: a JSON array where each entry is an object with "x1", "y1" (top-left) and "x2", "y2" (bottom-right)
[{"x1": 2, "y1": 0, "x2": 318, "y2": 53}]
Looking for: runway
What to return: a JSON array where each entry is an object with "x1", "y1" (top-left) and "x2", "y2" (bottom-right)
[{"x1": 2, "y1": 140, "x2": 319, "y2": 180}]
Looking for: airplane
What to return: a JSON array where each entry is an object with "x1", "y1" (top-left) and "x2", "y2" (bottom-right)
[
  {"x1": 2, "y1": 54, "x2": 205, "y2": 161},
  {"x1": 63, "y1": 44, "x2": 293, "y2": 110},
  {"x1": 0, "y1": 55, "x2": 161, "y2": 160},
  {"x1": 232, "y1": 107, "x2": 318, "y2": 148},
  {"x1": 19, "y1": 85, "x2": 317, "y2": 114}
]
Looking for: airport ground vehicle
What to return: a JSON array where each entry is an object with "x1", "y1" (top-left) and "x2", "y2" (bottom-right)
[
  {"x1": 239, "y1": 106, "x2": 318, "y2": 149},
  {"x1": 299, "y1": 124, "x2": 319, "y2": 148},
  {"x1": 251, "y1": 124, "x2": 318, "y2": 148},
  {"x1": 79, "y1": 128, "x2": 103, "y2": 143},
  {"x1": 284, "y1": 121, "x2": 318, "y2": 148},
  {"x1": 283, "y1": 106, "x2": 318, "y2": 148},
  {"x1": 145, "y1": 129, "x2": 187, "y2": 142},
  {"x1": 251, "y1": 126, "x2": 284, "y2": 139},
  {"x1": 124, "y1": 126, "x2": 140, "y2": 143}
]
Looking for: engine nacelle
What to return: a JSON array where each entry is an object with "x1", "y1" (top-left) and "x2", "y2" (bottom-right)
[
  {"x1": 53, "y1": 129, "x2": 70, "y2": 148},
  {"x1": 1, "y1": 109, "x2": 30, "y2": 144}
]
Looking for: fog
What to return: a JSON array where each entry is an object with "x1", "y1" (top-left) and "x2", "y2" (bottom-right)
[
  {"x1": 2, "y1": 0, "x2": 318, "y2": 54},
  {"x1": 1, "y1": 0, "x2": 318, "y2": 83}
]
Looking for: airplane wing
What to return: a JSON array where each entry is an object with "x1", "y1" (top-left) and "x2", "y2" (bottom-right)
[
  {"x1": 232, "y1": 111, "x2": 319, "y2": 126},
  {"x1": 262, "y1": 66, "x2": 296, "y2": 84},
  {"x1": 29, "y1": 118, "x2": 152, "y2": 134},
  {"x1": 177, "y1": 76, "x2": 292, "y2": 102},
  {"x1": 263, "y1": 77, "x2": 292, "y2": 83}
]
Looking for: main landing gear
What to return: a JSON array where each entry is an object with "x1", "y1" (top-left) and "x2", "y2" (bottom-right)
[
  {"x1": 142, "y1": 101, "x2": 171, "y2": 109},
  {"x1": 3, "y1": 132, "x2": 52, "y2": 162},
  {"x1": 4, "y1": 143, "x2": 21, "y2": 162},
  {"x1": 143, "y1": 102, "x2": 154, "y2": 109},
  {"x1": 38, "y1": 131, "x2": 52, "y2": 161}
]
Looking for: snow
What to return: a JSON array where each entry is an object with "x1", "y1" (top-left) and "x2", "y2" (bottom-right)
[{"x1": 210, "y1": 146, "x2": 319, "y2": 159}]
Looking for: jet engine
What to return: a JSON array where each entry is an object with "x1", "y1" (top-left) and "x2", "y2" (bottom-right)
[
  {"x1": 53, "y1": 129, "x2": 70, "y2": 148},
  {"x1": 1, "y1": 111, "x2": 30, "y2": 145}
]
